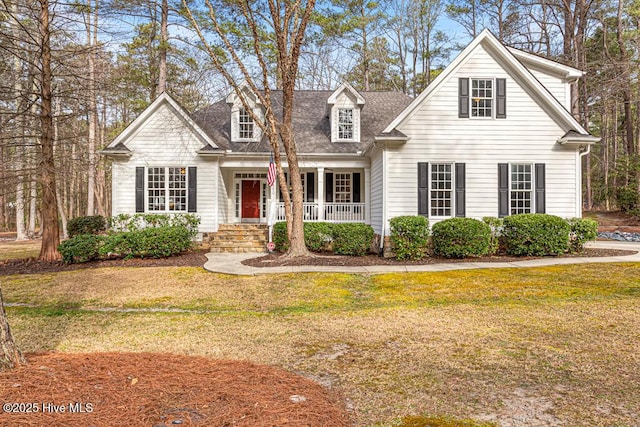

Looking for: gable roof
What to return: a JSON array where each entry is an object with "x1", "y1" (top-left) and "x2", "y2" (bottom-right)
[
  {"x1": 327, "y1": 82, "x2": 366, "y2": 106},
  {"x1": 102, "y1": 92, "x2": 221, "y2": 154},
  {"x1": 192, "y1": 90, "x2": 412, "y2": 155},
  {"x1": 383, "y1": 29, "x2": 592, "y2": 136}
]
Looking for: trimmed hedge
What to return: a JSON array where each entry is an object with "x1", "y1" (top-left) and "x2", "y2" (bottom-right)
[
  {"x1": 59, "y1": 225, "x2": 194, "y2": 263},
  {"x1": 107, "y1": 213, "x2": 200, "y2": 237},
  {"x1": 304, "y1": 222, "x2": 334, "y2": 252},
  {"x1": 389, "y1": 216, "x2": 430, "y2": 260},
  {"x1": 68, "y1": 215, "x2": 106, "y2": 237},
  {"x1": 567, "y1": 217, "x2": 598, "y2": 253},
  {"x1": 99, "y1": 226, "x2": 193, "y2": 259},
  {"x1": 431, "y1": 218, "x2": 491, "y2": 258},
  {"x1": 273, "y1": 221, "x2": 373, "y2": 256},
  {"x1": 59, "y1": 234, "x2": 103, "y2": 264},
  {"x1": 332, "y1": 223, "x2": 374, "y2": 256},
  {"x1": 502, "y1": 213, "x2": 570, "y2": 256}
]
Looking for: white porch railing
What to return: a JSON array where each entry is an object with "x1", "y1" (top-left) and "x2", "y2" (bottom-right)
[{"x1": 275, "y1": 202, "x2": 365, "y2": 222}]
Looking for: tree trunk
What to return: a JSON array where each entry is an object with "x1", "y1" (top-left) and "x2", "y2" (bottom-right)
[
  {"x1": 38, "y1": 0, "x2": 61, "y2": 262},
  {"x1": 0, "y1": 289, "x2": 26, "y2": 370},
  {"x1": 85, "y1": 0, "x2": 97, "y2": 216},
  {"x1": 158, "y1": 0, "x2": 168, "y2": 94}
]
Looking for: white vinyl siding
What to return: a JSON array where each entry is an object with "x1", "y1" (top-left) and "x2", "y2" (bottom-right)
[
  {"x1": 384, "y1": 43, "x2": 578, "y2": 233},
  {"x1": 370, "y1": 149, "x2": 384, "y2": 234},
  {"x1": 110, "y1": 102, "x2": 218, "y2": 233}
]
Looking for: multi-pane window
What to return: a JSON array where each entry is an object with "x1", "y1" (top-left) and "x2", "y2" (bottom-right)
[
  {"x1": 430, "y1": 164, "x2": 453, "y2": 217},
  {"x1": 238, "y1": 108, "x2": 254, "y2": 139},
  {"x1": 168, "y1": 167, "x2": 187, "y2": 211},
  {"x1": 148, "y1": 167, "x2": 187, "y2": 212},
  {"x1": 510, "y1": 164, "x2": 532, "y2": 214},
  {"x1": 338, "y1": 109, "x2": 354, "y2": 140},
  {"x1": 148, "y1": 167, "x2": 166, "y2": 211},
  {"x1": 471, "y1": 79, "x2": 493, "y2": 117},
  {"x1": 334, "y1": 173, "x2": 351, "y2": 203}
]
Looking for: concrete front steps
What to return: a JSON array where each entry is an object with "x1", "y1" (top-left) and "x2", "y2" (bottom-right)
[{"x1": 207, "y1": 224, "x2": 268, "y2": 253}]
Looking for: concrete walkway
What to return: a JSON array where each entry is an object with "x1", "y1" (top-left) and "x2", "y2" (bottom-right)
[{"x1": 203, "y1": 240, "x2": 640, "y2": 276}]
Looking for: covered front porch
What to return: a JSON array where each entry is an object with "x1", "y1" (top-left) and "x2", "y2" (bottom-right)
[{"x1": 223, "y1": 165, "x2": 370, "y2": 225}]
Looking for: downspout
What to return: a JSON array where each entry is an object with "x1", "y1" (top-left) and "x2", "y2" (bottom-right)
[
  {"x1": 379, "y1": 144, "x2": 387, "y2": 257},
  {"x1": 578, "y1": 144, "x2": 591, "y2": 217}
]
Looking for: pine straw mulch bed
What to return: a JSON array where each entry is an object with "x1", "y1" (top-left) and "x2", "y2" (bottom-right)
[
  {"x1": 0, "y1": 353, "x2": 350, "y2": 427},
  {"x1": 0, "y1": 250, "x2": 208, "y2": 276},
  {"x1": 243, "y1": 247, "x2": 638, "y2": 268}
]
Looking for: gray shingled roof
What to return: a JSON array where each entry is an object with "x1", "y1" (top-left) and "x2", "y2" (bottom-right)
[{"x1": 192, "y1": 90, "x2": 413, "y2": 154}]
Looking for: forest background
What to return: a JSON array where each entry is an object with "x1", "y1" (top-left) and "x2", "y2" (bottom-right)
[{"x1": 0, "y1": 0, "x2": 638, "y2": 244}]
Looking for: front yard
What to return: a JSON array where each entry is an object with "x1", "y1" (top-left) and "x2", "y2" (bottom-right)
[{"x1": 1, "y1": 262, "x2": 639, "y2": 425}]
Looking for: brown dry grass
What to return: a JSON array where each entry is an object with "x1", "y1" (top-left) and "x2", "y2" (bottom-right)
[
  {"x1": 0, "y1": 240, "x2": 40, "y2": 261},
  {"x1": 3, "y1": 264, "x2": 640, "y2": 426}
]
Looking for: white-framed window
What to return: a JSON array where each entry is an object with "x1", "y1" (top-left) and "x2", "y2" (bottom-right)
[
  {"x1": 334, "y1": 172, "x2": 352, "y2": 203},
  {"x1": 471, "y1": 79, "x2": 493, "y2": 118},
  {"x1": 510, "y1": 164, "x2": 532, "y2": 214},
  {"x1": 430, "y1": 163, "x2": 453, "y2": 217},
  {"x1": 337, "y1": 109, "x2": 354, "y2": 140},
  {"x1": 148, "y1": 167, "x2": 187, "y2": 212},
  {"x1": 238, "y1": 108, "x2": 254, "y2": 139},
  {"x1": 278, "y1": 173, "x2": 312, "y2": 202}
]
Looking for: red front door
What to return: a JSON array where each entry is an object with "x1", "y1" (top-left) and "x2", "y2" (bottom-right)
[{"x1": 242, "y1": 180, "x2": 261, "y2": 219}]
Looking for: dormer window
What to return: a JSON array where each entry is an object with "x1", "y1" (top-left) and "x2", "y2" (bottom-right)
[
  {"x1": 338, "y1": 109, "x2": 354, "y2": 140},
  {"x1": 238, "y1": 108, "x2": 254, "y2": 139}
]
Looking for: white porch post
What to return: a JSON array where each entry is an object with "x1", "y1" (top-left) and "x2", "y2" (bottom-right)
[
  {"x1": 317, "y1": 167, "x2": 324, "y2": 221},
  {"x1": 364, "y1": 166, "x2": 371, "y2": 224}
]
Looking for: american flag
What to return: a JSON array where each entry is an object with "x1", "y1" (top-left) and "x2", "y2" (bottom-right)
[{"x1": 267, "y1": 154, "x2": 276, "y2": 187}]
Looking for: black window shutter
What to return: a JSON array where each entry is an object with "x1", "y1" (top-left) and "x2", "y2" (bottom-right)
[
  {"x1": 418, "y1": 162, "x2": 429, "y2": 216},
  {"x1": 496, "y1": 78, "x2": 506, "y2": 119},
  {"x1": 352, "y1": 173, "x2": 361, "y2": 203},
  {"x1": 325, "y1": 172, "x2": 333, "y2": 203},
  {"x1": 535, "y1": 163, "x2": 546, "y2": 213},
  {"x1": 458, "y1": 78, "x2": 469, "y2": 118},
  {"x1": 135, "y1": 167, "x2": 145, "y2": 213},
  {"x1": 498, "y1": 163, "x2": 509, "y2": 217},
  {"x1": 306, "y1": 172, "x2": 315, "y2": 202},
  {"x1": 279, "y1": 172, "x2": 288, "y2": 202},
  {"x1": 188, "y1": 167, "x2": 197, "y2": 212},
  {"x1": 455, "y1": 163, "x2": 466, "y2": 217}
]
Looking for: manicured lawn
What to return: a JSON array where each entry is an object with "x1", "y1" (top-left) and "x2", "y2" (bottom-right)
[{"x1": 3, "y1": 264, "x2": 640, "y2": 426}]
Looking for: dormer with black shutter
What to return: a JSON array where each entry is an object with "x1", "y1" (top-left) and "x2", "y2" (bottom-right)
[{"x1": 327, "y1": 82, "x2": 365, "y2": 143}]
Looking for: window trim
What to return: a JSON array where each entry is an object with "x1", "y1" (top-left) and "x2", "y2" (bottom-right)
[
  {"x1": 146, "y1": 166, "x2": 190, "y2": 213},
  {"x1": 333, "y1": 172, "x2": 352, "y2": 203},
  {"x1": 470, "y1": 78, "x2": 494, "y2": 119},
  {"x1": 336, "y1": 108, "x2": 355, "y2": 141},
  {"x1": 237, "y1": 107, "x2": 255, "y2": 141},
  {"x1": 509, "y1": 163, "x2": 534, "y2": 215},
  {"x1": 429, "y1": 163, "x2": 455, "y2": 218}
]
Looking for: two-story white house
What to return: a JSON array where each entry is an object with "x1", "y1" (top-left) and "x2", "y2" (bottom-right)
[{"x1": 101, "y1": 30, "x2": 599, "y2": 253}]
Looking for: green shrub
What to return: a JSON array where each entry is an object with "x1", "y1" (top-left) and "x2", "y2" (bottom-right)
[
  {"x1": 502, "y1": 213, "x2": 570, "y2": 256},
  {"x1": 389, "y1": 216, "x2": 430, "y2": 260},
  {"x1": 304, "y1": 222, "x2": 334, "y2": 252},
  {"x1": 482, "y1": 216, "x2": 504, "y2": 255},
  {"x1": 58, "y1": 234, "x2": 104, "y2": 264},
  {"x1": 272, "y1": 222, "x2": 289, "y2": 252},
  {"x1": 68, "y1": 215, "x2": 106, "y2": 237},
  {"x1": 332, "y1": 223, "x2": 374, "y2": 256},
  {"x1": 107, "y1": 213, "x2": 200, "y2": 237},
  {"x1": 567, "y1": 217, "x2": 598, "y2": 253},
  {"x1": 431, "y1": 218, "x2": 491, "y2": 258},
  {"x1": 100, "y1": 226, "x2": 193, "y2": 259}
]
